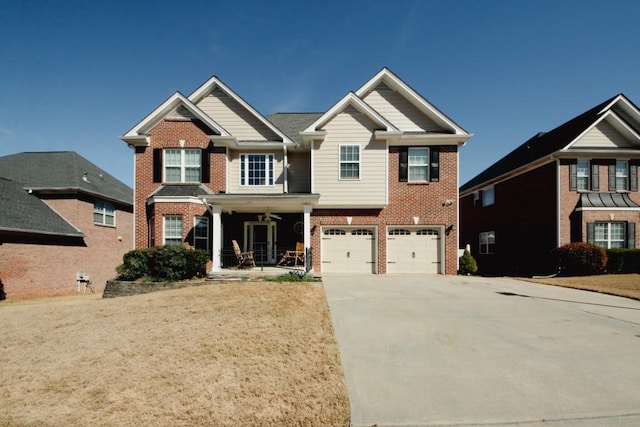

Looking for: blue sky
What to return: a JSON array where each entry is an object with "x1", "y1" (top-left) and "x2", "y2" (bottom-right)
[{"x1": 1, "y1": 0, "x2": 639, "y2": 187}]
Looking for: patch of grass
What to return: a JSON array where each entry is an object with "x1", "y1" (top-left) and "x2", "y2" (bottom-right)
[
  {"x1": 0, "y1": 282, "x2": 349, "y2": 426},
  {"x1": 265, "y1": 272, "x2": 318, "y2": 282},
  {"x1": 527, "y1": 274, "x2": 640, "y2": 300}
]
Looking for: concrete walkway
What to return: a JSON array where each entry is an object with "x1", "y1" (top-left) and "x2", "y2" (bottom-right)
[{"x1": 323, "y1": 274, "x2": 640, "y2": 426}]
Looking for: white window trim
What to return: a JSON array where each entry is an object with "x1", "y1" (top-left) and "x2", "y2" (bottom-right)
[
  {"x1": 339, "y1": 144, "x2": 360, "y2": 180},
  {"x1": 479, "y1": 231, "x2": 495, "y2": 254},
  {"x1": 164, "y1": 148, "x2": 202, "y2": 183},
  {"x1": 615, "y1": 160, "x2": 629, "y2": 192},
  {"x1": 407, "y1": 147, "x2": 430, "y2": 183},
  {"x1": 576, "y1": 159, "x2": 590, "y2": 192},
  {"x1": 163, "y1": 215, "x2": 183, "y2": 246},
  {"x1": 240, "y1": 153, "x2": 275, "y2": 187},
  {"x1": 93, "y1": 201, "x2": 116, "y2": 227},
  {"x1": 194, "y1": 216, "x2": 209, "y2": 251},
  {"x1": 594, "y1": 222, "x2": 626, "y2": 249}
]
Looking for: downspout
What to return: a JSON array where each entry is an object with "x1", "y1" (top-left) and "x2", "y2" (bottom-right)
[
  {"x1": 129, "y1": 144, "x2": 136, "y2": 250},
  {"x1": 556, "y1": 158, "x2": 561, "y2": 247},
  {"x1": 283, "y1": 145, "x2": 288, "y2": 193}
]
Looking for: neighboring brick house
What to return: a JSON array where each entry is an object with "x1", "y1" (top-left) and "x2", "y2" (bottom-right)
[
  {"x1": 0, "y1": 152, "x2": 133, "y2": 297},
  {"x1": 459, "y1": 94, "x2": 640, "y2": 276},
  {"x1": 121, "y1": 68, "x2": 471, "y2": 275}
]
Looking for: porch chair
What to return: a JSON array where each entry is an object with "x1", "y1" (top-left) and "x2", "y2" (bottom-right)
[
  {"x1": 232, "y1": 240, "x2": 255, "y2": 268},
  {"x1": 277, "y1": 242, "x2": 305, "y2": 267}
]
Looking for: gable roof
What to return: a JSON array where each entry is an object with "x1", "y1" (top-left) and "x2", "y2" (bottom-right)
[
  {"x1": 460, "y1": 94, "x2": 640, "y2": 193},
  {"x1": 266, "y1": 113, "x2": 323, "y2": 145},
  {"x1": 0, "y1": 151, "x2": 133, "y2": 205},
  {"x1": 0, "y1": 177, "x2": 83, "y2": 237},
  {"x1": 121, "y1": 92, "x2": 229, "y2": 146}
]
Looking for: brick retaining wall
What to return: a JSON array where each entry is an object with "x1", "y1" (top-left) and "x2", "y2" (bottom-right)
[{"x1": 103, "y1": 280, "x2": 208, "y2": 298}]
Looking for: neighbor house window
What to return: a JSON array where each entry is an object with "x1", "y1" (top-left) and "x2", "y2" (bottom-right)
[
  {"x1": 194, "y1": 216, "x2": 209, "y2": 251},
  {"x1": 615, "y1": 160, "x2": 629, "y2": 191},
  {"x1": 594, "y1": 222, "x2": 626, "y2": 249},
  {"x1": 164, "y1": 149, "x2": 201, "y2": 183},
  {"x1": 339, "y1": 145, "x2": 360, "y2": 179},
  {"x1": 479, "y1": 231, "x2": 495, "y2": 254},
  {"x1": 576, "y1": 160, "x2": 590, "y2": 191},
  {"x1": 240, "y1": 154, "x2": 274, "y2": 186},
  {"x1": 93, "y1": 201, "x2": 115, "y2": 226},
  {"x1": 408, "y1": 147, "x2": 429, "y2": 182},
  {"x1": 482, "y1": 187, "x2": 495, "y2": 207},
  {"x1": 163, "y1": 216, "x2": 183, "y2": 246}
]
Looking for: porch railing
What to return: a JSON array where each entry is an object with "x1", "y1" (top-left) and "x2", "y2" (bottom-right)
[{"x1": 218, "y1": 245, "x2": 312, "y2": 273}]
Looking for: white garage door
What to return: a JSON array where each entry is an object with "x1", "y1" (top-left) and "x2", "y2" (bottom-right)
[
  {"x1": 386, "y1": 228, "x2": 440, "y2": 274},
  {"x1": 322, "y1": 228, "x2": 376, "y2": 273}
]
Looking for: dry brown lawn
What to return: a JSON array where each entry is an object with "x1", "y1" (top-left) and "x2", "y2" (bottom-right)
[
  {"x1": 0, "y1": 282, "x2": 350, "y2": 426},
  {"x1": 527, "y1": 273, "x2": 640, "y2": 300}
]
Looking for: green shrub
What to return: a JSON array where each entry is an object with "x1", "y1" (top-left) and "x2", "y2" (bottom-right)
[
  {"x1": 458, "y1": 249, "x2": 478, "y2": 275},
  {"x1": 266, "y1": 272, "x2": 316, "y2": 282},
  {"x1": 552, "y1": 242, "x2": 607, "y2": 276},
  {"x1": 117, "y1": 246, "x2": 209, "y2": 282},
  {"x1": 606, "y1": 249, "x2": 640, "y2": 274}
]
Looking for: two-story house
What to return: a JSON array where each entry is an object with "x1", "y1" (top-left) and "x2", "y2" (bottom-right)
[
  {"x1": 460, "y1": 94, "x2": 640, "y2": 276},
  {"x1": 121, "y1": 68, "x2": 471, "y2": 275},
  {"x1": 0, "y1": 152, "x2": 133, "y2": 297}
]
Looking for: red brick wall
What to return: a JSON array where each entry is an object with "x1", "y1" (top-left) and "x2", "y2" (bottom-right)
[
  {"x1": 0, "y1": 197, "x2": 133, "y2": 298},
  {"x1": 311, "y1": 145, "x2": 460, "y2": 274},
  {"x1": 134, "y1": 119, "x2": 226, "y2": 249}
]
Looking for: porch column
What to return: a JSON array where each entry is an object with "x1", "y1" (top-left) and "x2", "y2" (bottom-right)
[
  {"x1": 303, "y1": 204, "x2": 312, "y2": 250},
  {"x1": 211, "y1": 205, "x2": 222, "y2": 272}
]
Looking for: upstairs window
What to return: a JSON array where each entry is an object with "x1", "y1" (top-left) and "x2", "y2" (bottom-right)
[
  {"x1": 479, "y1": 231, "x2": 495, "y2": 254},
  {"x1": 482, "y1": 187, "x2": 495, "y2": 207},
  {"x1": 408, "y1": 147, "x2": 429, "y2": 182},
  {"x1": 339, "y1": 145, "x2": 360, "y2": 179},
  {"x1": 576, "y1": 160, "x2": 590, "y2": 191},
  {"x1": 615, "y1": 160, "x2": 629, "y2": 191},
  {"x1": 163, "y1": 215, "x2": 183, "y2": 246},
  {"x1": 164, "y1": 149, "x2": 201, "y2": 183},
  {"x1": 240, "y1": 154, "x2": 274, "y2": 186},
  {"x1": 94, "y1": 201, "x2": 115, "y2": 226}
]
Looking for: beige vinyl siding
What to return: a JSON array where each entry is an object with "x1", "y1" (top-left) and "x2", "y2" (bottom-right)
[
  {"x1": 196, "y1": 92, "x2": 280, "y2": 141},
  {"x1": 287, "y1": 151, "x2": 311, "y2": 193},
  {"x1": 313, "y1": 110, "x2": 386, "y2": 206},
  {"x1": 362, "y1": 86, "x2": 445, "y2": 132},
  {"x1": 228, "y1": 150, "x2": 285, "y2": 194},
  {"x1": 573, "y1": 120, "x2": 634, "y2": 148}
]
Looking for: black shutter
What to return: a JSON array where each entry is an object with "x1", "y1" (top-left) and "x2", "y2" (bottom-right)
[
  {"x1": 399, "y1": 147, "x2": 408, "y2": 182},
  {"x1": 630, "y1": 164, "x2": 638, "y2": 192},
  {"x1": 608, "y1": 164, "x2": 615, "y2": 191},
  {"x1": 591, "y1": 162, "x2": 599, "y2": 191},
  {"x1": 569, "y1": 162, "x2": 577, "y2": 191},
  {"x1": 628, "y1": 222, "x2": 636, "y2": 248},
  {"x1": 153, "y1": 149, "x2": 163, "y2": 183},
  {"x1": 587, "y1": 222, "x2": 595, "y2": 244},
  {"x1": 430, "y1": 147, "x2": 440, "y2": 182},
  {"x1": 201, "y1": 148, "x2": 210, "y2": 183}
]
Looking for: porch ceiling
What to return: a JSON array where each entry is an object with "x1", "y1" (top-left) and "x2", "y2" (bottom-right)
[{"x1": 200, "y1": 193, "x2": 319, "y2": 213}]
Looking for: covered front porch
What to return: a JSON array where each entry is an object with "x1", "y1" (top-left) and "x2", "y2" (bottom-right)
[{"x1": 200, "y1": 193, "x2": 319, "y2": 272}]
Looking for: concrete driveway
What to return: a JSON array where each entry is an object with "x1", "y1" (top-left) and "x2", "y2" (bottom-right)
[{"x1": 322, "y1": 274, "x2": 640, "y2": 427}]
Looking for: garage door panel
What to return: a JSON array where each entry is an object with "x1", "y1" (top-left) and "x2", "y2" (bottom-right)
[
  {"x1": 322, "y1": 228, "x2": 375, "y2": 274},
  {"x1": 387, "y1": 228, "x2": 440, "y2": 274}
]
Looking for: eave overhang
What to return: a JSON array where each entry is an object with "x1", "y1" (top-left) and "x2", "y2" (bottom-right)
[
  {"x1": 200, "y1": 193, "x2": 321, "y2": 213},
  {"x1": 210, "y1": 136, "x2": 296, "y2": 150}
]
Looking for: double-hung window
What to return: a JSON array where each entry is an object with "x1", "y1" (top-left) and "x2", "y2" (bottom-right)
[
  {"x1": 164, "y1": 149, "x2": 201, "y2": 183},
  {"x1": 240, "y1": 154, "x2": 274, "y2": 186},
  {"x1": 615, "y1": 160, "x2": 629, "y2": 191},
  {"x1": 94, "y1": 201, "x2": 115, "y2": 226},
  {"x1": 482, "y1": 187, "x2": 495, "y2": 207},
  {"x1": 339, "y1": 145, "x2": 360, "y2": 179},
  {"x1": 408, "y1": 147, "x2": 429, "y2": 182},
  {"x1": 576, "y1": 160, "x2": 590, "y2": 191},
  {"x1": 594, "y1": 222, "x2": 626, "y2": 249},
  {"x1": 164, "y1": 216, "x2": 183, "y2": 246},
  {"x1": 479, "y1": 231, "x2": 495, "y2": 254},
  {"x1": 194, "y1": 216, "x2": 209, "y2": 251}
]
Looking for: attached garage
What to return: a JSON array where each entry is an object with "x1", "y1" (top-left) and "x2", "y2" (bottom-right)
[
  {"x1": 321, "y1": 227, "x2": 376, "y2": 273},
  {"x1": 386, "y1": 227, "x2": 441, "y2": 274}
]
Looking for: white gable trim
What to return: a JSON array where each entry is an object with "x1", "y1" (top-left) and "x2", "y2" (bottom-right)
[
  {"x1": 355, "y1": 68, "x2": 470, "y2": 137},
  {"x1": 121, "y1": 92, "x2": 228, "y2": 146},
  {"x1": 562, "y1": 110, "x2": 640, "y2": 151},
  {"x1": 188, "y1": 76, "x2": 295, "y2": 145},
  {"x1": 302, "y1": 92, "x2": 397, "y2": 134}
]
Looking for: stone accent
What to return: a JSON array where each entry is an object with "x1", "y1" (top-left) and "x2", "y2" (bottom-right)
[{"x1": 103, "y1": 280, "x2": 208, "y2": 298}]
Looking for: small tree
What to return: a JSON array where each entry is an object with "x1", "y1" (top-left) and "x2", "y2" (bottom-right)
[{"x1": 458, "y1": 249, "x2": 478, "y2": 275}]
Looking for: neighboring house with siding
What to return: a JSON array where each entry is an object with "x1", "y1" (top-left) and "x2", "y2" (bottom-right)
[
  {"x1": 121, "y1": 68, "x2": 471, "y2": 275},
  {"x1": 459, "y1": 94, "x2": 640, "y2": 276},
  {"x1": 0, "y1": 152, "x2": 133, "y2": 297}
]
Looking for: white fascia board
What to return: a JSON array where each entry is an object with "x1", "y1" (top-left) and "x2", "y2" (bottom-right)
[
  {"x1": 562, "y1": 110, "x2": 640, "y2": 151},
  {"x1": 556, "y1": 148, "x2": 640, "y2": 158},
  {"x1": 598, "y1": 94, "x2": 626, "y2": 115},
  {"x1": 303, "y1": 92, "x2": 397, "y2": 132},
  {"x1": 355, "y1": 68, "x2": 470, "y2": 136},
  {"x1": 147, "y1": 196, "x2": 206, "y2": 206},
  {"x1": 385, "y1": 133, "x2": 473, "y2": 146},
  {"x1": 210, "y1": 136, "x2": 293, "y2": 150},
  {"x1": 575, "y1": 207, "x2": 640, "y2": 212},
  {"x1": 188, "y1": 76, "x2": 294, "y2": 145}
]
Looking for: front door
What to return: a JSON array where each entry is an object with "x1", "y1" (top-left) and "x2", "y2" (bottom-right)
[{"x1": 246, "y1": 222, "x2": 277, "y2": 264}]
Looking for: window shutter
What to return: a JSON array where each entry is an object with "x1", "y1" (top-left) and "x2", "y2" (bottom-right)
[
  {"x1": 608, "y1": 164, "x2": 615, "y2": 191},
  {"x1": 586, "y1": 222, "x2": 595, "y2": 244},
  {"x1": 201, "y1": 148, "x2": 210, "y2": 183},
  {"x1": 430, "y1": 147, "x2": 440, "y2": 182},
  {"x1": 399, "y1": 147, "x2": 408, "y2": 182},
  {"x1": 630, "y1": 164, "x2": 638, "y2": 192},
  {"x1": 628, "y1": 222, "x2": 636, "y2": 248},
  {"x1": 569, "y1": 162, "x2": 577, "y2": 191},
  {"x1": 591, "y1": 163, "x2": 599, "y2": 191},
  {"x1": 153, "y1": 149, "x2": 163, "y2": 183}
]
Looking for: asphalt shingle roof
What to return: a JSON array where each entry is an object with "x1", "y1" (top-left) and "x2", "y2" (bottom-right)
[
  {"x1": 0, "y1": 151, "x2": 133, "y2": 205},
  {"x1": 0, "y1": 177, "x2": 83, "y2": 237},
  {"x1": 266, "y1": 113, "x2": 324, "y2": 145},
  {"x1": 153, "y1": 185, "x2": 213, "y2": 197}
]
